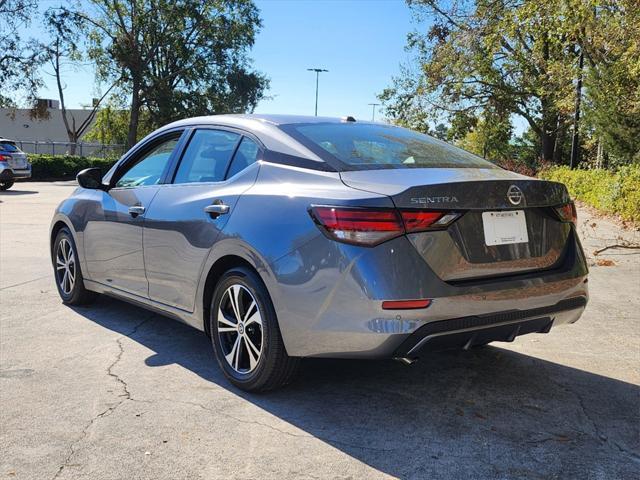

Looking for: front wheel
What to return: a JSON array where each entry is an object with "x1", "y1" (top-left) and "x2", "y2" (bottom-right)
[
  {"x1": 210, "y1": 267, "x2": 299, "y2": 392},
  {"x1": 53, "y1": 228, "x2": 97, "y2": 305},
  {"x1": 0, "y1": 180, "x2": 14, "y2": 191}
]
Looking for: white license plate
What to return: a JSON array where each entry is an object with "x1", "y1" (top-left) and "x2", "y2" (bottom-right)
[{"x1": 482, "y1": 210, "x2": 529, "y2": 246}]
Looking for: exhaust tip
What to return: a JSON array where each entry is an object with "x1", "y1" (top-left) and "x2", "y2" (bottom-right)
[{"x1": 393, "y1": 357, "x2": 417, "y2": 365}]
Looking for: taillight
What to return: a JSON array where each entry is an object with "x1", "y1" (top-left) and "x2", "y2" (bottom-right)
[
  {"x1": 0, "y1": 154, "x2": 10, "y2": 162},
  {"x1": 309, "y1": 206, "x2": 404, "y2": 246},
  {"x1": 309, "y1": 205, "x2": 461, "y2": 246},
  {"x1": 401, "y1": 210, "x2": 460, "y2": 233},
  {"x1": 555, "y1": 202, "x2": 577, "y2": 225}
]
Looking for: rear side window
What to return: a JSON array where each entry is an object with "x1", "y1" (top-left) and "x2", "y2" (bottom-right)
[
  {"x1": 0, "y1": 142, "x2": 19, "y2": 152},
  {"x1": 283, "y1": 123, "x2": 498, "y2": 170},
  {"x1": 174, "y1": 129, "x2": 240, "y2": 184},
  {"x1": 226, "y1": 137, "x2": 260, "y2": 179}
]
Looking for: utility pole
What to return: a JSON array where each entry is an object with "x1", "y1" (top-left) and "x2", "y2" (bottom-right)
[
  {"x1": 307, "y1": 68, "x2": 328, "y2": 116},
  {"x1": 570, "y1": 50, "x2": 584, "y2": 169},
  {"x1": 368, "y1": 103, "x2": 380, "y2": 121}
]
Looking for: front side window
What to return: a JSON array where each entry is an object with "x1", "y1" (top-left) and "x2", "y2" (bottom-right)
[
  {"x1": 283, "y1": 123, "x2": 498, "y2": 170},
  {"x1": 115, "y1": 136, "x2": 180, "y2": 188},
  {"x1": 174, "y1": 129, "x2": 240, "y2": 184}
]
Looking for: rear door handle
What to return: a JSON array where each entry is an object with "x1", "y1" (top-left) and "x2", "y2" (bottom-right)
[
  {"x1": 204, "y1": 202, "x2": 230, "y2": 218},
  {"x1": 128, "y1": 205, "x2": 146, "y2": 217}
]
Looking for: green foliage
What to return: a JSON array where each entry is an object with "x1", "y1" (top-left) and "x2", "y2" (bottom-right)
[
  {"x1": 0, "y1": 1, "x2": 42, "y2": 106},
  {"x1": 84, "y1": 104, "x2": 153, "y2": 145},
  {"x1": 382, "y1": 0, "x2": 639, "y2": 166},
  {"x1": 510, "y1": 128, "x2": 541, "y2": 169},
  {"x1": 382, "y1": 0, "x2": 583, "y2": 161},
  {"x1": 539, "y1": 164, "x2": 640, "y2": 223},
  {"x1": 457, "y1": 106, "x2": 513, "y2": 160},
  {"x1": 50, "y1": 0, "x2": 269, "y2": 146},
  {"x1": 28, "y1": 155, "x2": 117, "y2": 180},
  {"x1": 378, "y1": 71, "x2": 431, "y2": 133},
  {"x1": 582, "y1": 1, "x2": 640, "y2": 165}
]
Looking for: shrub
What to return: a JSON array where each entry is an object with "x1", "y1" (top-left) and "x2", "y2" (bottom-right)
[
  {"x1": 28, "y1": 154, "x2": 118, "y2": 181},
  {"x1": 539, "y1": 164, "x2": 640, "y2": 223},
  {"x1": 494, "y1": 158, "x2": 537, "y2": 177}
]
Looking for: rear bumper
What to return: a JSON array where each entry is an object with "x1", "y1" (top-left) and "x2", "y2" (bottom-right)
[
  {"x1": 269, "y1": 228, "x2": 589, "y2": 358},
  {"x1": 0, "y1": 165, "x2": 32, "y2": 180},
  {"x1": 392, "y1": 296, "x2": 587, "y2": 359}
]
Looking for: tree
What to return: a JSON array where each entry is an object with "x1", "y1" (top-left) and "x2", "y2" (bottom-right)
[
  {"x1": 458, "y1": 105, "x2": 513, "y2": 161},
  {"x1": 0, "y1": 0, "x2": 42, "y2": 106},
  {"x1": 84, "y1": 101, "x2": 153, "y2": 145},
  {"x1": 581, "y1": 1, "x2": 640, "y2": 164},
  {"x1": 432, "y1": 123, "x2": 448, "y2": 140},
  {"x1": 380, "y1": 0, "x2": 585, "y2": 162},
  {"x1": 41, "y1": 14, "x2": 116, "y2": 154},
  {"x1": 51, "y1": 0, "x2": 268, "y2": 148}
]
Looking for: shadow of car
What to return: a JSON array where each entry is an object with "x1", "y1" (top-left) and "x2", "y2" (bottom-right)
[{"x1": 71, "y1": 296, "x2": 639, "y2": 479}]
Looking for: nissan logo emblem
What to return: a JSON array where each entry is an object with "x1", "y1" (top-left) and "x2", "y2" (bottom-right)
[{"x1": 507, "y1": 185, "x2": 524, "y2": 205}]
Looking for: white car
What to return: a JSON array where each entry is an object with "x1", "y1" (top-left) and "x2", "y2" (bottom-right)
[{"x1": 0, "y1": 138, "x2": 32, "y2": 190}]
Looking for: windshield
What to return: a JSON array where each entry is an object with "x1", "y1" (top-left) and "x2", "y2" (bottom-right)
[{"x1": 283, "y1": 123, "x2": 498, "y2": 170}]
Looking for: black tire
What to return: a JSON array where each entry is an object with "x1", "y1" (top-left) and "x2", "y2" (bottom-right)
[
  {"x1": 209, "y1": 267, "x2": 299, "y2": 392},
  {"x1": 52, "y1": 227, "x2": 97, "y2": 305},
  {"x1": 0, "y1": 180, "x2": 14, "y2": 191}
]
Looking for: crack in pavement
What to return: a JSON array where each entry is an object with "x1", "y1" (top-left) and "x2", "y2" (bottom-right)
[
  {"x1": 560, "y1": 381, "x2": 640, "y2": 463},
  {"x1": 51, "y1": 315, "x2": 154, "y2": 480},
  {"x1": 0, "y1": 274, "x2": 51, "y2": 291},
  {"x1": 155, "y1": 398, "x2": 397, "y2": 453}
]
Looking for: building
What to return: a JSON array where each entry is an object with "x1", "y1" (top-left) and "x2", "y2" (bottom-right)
[{"x1": 0, "y1": 100, "x2": 118, "y2": 156}]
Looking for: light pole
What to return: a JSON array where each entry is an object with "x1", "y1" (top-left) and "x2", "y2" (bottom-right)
[
  {"x1": 307, "y1": 68, "x2": 328, "y2": 116},
  {"x1": 368, "y1": 103, "x2": 380, "y2": 121}
]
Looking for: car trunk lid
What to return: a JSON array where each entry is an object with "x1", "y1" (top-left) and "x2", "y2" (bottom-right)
[{"x1": 340, "y1": 168, "x2": 573, "y2": 282}]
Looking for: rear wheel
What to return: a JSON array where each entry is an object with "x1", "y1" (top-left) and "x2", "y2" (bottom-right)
[
  {"x1": 0, "y1": 180, "x2": 14, "y2": 191},
  {"x1": 210, "y1": 267, "x2": 299, "y2": 392},
  {"x1": 53, "y1": 228, "x2": 97, "y2": 305}
]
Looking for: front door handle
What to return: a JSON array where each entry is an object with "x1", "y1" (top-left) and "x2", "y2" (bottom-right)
[
  {"x1": 128, "y1": 205, "x2": 146, "y2": 217},
  {"x1": 204, "y1": 202, "x2": 230, "y2": 218}
]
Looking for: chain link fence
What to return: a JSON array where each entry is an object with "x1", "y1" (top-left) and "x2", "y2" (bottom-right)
[{"x1": 14, "y1": 140, "x2": 126, "y2": 159}]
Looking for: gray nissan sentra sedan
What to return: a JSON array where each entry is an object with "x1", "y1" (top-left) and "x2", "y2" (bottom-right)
[{"x1": 50, "y1": 114, "x2": 588, "y2": 391}]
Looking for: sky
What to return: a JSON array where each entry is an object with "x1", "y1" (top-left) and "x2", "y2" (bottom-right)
[{"x1": 31, "y1": 0, "x2": 416, "y2": 122}]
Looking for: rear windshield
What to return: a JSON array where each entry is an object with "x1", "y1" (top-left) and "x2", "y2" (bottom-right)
[
  {"x1": 283, "y1": 123, "x2": 497, "y2": 170},
  {"x1": 0, "y1": 142, "x2": 19, "y2": 153}
]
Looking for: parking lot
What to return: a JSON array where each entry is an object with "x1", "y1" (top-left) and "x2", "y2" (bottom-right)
[{"x1": 1, "y1": 182, "x2": 638, "y2": 479}]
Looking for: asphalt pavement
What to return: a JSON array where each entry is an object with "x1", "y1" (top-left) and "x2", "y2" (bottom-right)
[{"x1": 1, "y1": 182, "x2": 638, "y2": 479}]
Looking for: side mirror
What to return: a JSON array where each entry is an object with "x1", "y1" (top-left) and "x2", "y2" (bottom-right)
[{"x1": 76, "y1": 168, "x2": 106, "y2": 190}]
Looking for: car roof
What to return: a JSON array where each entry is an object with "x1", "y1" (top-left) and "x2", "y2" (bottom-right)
[
  {"x1": 0, "y1": 138, "x2": 16, "y2": 143},
  {"x1": 164, "y1": 113, "x2": 372, "y2": 129},
  {"x1": 152, "y1": 114, "x2": 374, "y2": 164}
]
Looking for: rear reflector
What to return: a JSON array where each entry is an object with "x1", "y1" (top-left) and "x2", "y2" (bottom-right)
[
  {"x1": 382, "y1": 299, "x2": 432, "y2": 310},
  {"x1": 555, "y1": 202, "x2": 577, "y2": 225},
  {"x1": 310, "y1": 205, "x2": 461, "y2": 246}
]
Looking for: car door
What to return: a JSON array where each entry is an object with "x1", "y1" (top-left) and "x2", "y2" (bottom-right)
[
  {"x1": 83, "y1": 132, "x2": 185, "y2": 297},
  {"x1": 143, "y1": 128, "x2": 262, "y2": 311}
]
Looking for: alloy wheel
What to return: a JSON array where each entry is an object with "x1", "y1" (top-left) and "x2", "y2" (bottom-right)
[
  {"x1": 56, "y1": 238, "x2": 76, "y2": 295},
  {"x1": 217, "y1": 284, "x2": 264, "y2": 374}
]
